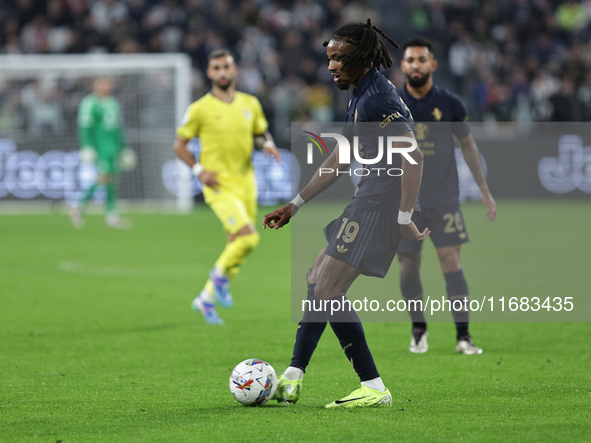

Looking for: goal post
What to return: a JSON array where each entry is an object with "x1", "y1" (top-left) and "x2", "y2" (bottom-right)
[{"x1": 0, "y1": 53, "x2": 194, "y2": 212}]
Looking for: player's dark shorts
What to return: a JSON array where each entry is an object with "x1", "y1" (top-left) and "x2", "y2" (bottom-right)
[
  {"x1": 397, "y1": 204, "x2": 469, "y2": 254},
  {"x1": 324, "y1": 203, "x2": 402, "y2": 278}
]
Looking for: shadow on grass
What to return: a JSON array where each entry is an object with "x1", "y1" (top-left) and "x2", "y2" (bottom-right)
[{"x1": 21, "y1": 321, "x2": 196, "y2": 338}]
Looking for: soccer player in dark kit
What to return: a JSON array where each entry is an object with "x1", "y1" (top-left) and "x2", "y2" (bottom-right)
[
  {"x1": 397, "y1": 37, "x2": 497, "y2": 355},
  {"x1": 263, "y1": 20, "x2": 428, "y2": 408}
]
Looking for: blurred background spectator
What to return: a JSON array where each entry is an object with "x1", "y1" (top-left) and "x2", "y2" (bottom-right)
[{"x1": 1, "y1": 0, "x2": 590, "y2": 144}]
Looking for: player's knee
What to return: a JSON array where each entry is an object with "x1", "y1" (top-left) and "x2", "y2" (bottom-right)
[
  {"x1": 438, "y1": 247, "x2": 461, "y2": 273},
  {"x1": 441, "y1": 260, "x2": 461, "y2": 274},
  {"x1": 314, "y1": 273, "x2": 350, "y2": 301},
  {"x1": 399, "y1": 253, "x2": 421, "y2": 279},
  {"x1": 239, "y1": 231, "x2": 259, "y2": 252}
]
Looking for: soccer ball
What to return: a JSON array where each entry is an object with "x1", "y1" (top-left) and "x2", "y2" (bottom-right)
[{"x1": 229, "y1": 358, "x2": 277, "y2": 406}]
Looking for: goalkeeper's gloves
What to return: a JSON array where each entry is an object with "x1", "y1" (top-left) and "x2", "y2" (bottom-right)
[
  {"x1": 119, "y1": 147, "x2": 137, "y2": 171},
  {"x1": 79, "y1": 146, "x2": 97, "y2": 164}
]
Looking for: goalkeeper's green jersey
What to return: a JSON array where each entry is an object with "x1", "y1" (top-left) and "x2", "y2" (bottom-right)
[{"x1": 77, "y1": 94, "x2": 124, "y2": 157}]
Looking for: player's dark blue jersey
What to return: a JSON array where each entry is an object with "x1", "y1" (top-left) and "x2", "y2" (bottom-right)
[
  {"x1": 399, "y1": 84, "x2": 470, "y2": 209},
  {"x1": 344, "y1": 68, "x2": 414, "y2": 212}
]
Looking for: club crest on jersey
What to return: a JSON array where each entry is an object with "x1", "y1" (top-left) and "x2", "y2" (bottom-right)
[
  {"x1": 432, "y1": 107, "x2": 442, "y2": 121},
  {"x1": 243, "y1": 109, "x2": 251, "y2": 119}
]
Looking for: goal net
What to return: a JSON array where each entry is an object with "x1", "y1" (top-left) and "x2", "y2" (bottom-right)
[{"x1": 0, "y1": 53, "x2": 193, "y2": 212}]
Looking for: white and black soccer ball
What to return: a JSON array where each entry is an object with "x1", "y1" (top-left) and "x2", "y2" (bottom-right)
[{"x1": 229, "y1": 358, "x2": 277, "y2": 406}]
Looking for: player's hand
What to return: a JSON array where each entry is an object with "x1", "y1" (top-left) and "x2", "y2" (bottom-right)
[
  {"x1": 119, "y1": 147, "x2": 137, "y2": 171},
  {"x1": 399, "y1": 222, "x2": 430, "y2": 242},
  {"x1": 481, "y1": 190, "x2": 497, "y2": 222},
  {"x1": 80, "y1": 146, "x2": 97, "y2": 164},
  {"x1": 264, "y1": 144, "x2": 281, "y2": 162},
  {"x1": 262, "y1": 203, "x2": 294, "y2": 230},
  {"x1": 198, "y1": 170, "x2": 220, "y2": 187}
]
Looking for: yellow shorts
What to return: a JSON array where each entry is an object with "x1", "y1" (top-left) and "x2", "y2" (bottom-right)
[{"x1": 203, "y1": 178, "x2": 257, "y2": 235}]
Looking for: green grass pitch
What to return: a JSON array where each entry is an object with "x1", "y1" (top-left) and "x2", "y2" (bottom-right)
[{"x1": 1, "y1": 200, "x2": 589, "y2": 442}]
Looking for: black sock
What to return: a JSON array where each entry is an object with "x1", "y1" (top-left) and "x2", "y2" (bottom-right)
[
  {"x1": 400, "y1": 274, "x2": 427, "y2": 330},
  {"x1": 325, "y1": 294, "x2": 379, "y2": 382},
  {"x1": 290, "y1": 284, "x2": 327, "y2": 371},
  {"x1": 445, "y1": 270, "x2": 470, "y2": 340}
]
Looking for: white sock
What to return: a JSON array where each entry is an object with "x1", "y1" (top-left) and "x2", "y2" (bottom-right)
[
  {"x1": 283, "y1": 366, "x2": 304, "y2": 381},
  {"x1": 361, "y1": 377, "x2": 386, "y2": 392},
  {"x1": 212, "y1": 266, "x2": 227, "y2": 279}
]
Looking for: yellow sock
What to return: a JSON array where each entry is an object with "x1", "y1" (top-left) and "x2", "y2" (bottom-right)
[
  {"x1": 226, "y1": 266, "x2": 239, "y2": 281},
  {"x1": 202, "y1": 280, "x2": 215, "y2": 302},
  {"x1": 214, "y1": 232, "x2": 260, "y2": 280}
]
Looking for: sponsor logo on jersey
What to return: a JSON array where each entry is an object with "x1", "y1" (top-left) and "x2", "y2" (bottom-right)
[{"x1": 380, "y1": 112, "x2": 402, "y2": 128}]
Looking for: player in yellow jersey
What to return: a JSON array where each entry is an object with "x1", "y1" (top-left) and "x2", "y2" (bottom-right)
[{"x1": 174, "y1": 50, "x2": 281, "y2": 325}]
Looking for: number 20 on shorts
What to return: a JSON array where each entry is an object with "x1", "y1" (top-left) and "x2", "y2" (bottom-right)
[{"x1": 443, "y1": 212, "x2": 464, "y2": 234}]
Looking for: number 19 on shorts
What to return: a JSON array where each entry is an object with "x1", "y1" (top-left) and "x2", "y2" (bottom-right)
[{"x1": 336, "y1": 217, "x2": 360, "y2": 243}]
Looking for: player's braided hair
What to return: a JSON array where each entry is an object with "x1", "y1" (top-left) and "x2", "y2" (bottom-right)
[{"x1": 323, "y1": 18, "x2": 399, "y2": 70}]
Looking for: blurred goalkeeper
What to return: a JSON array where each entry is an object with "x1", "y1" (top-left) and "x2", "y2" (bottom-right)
[
  {"x1": 69, "y1": 77, "x2": 135, "y2": 229},
  {"x1": 174, "y1": 49, "x2": 280, "y2": 325}
]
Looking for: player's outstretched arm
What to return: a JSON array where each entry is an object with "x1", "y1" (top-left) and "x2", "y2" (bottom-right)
[
  {"x1": 458, "y1": 134, "x2": 497, "y2": 221},
  {"x1": 263, "y1": 144, "x2": 346, "y2": 230},
  {"x1": 399, "y1": 130, "x2": 430, "y2": 242},
  {"x1": 173, "y1": 137, "x2": 220, "y2": 187}
]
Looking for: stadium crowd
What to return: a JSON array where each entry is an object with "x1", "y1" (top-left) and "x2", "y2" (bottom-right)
[
  {"x1": 0, "y1": 0, "x2": 590, "y2": 139},
  {"x1": 413, "y1": 0, "x2": 591, "y2": 121}
]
